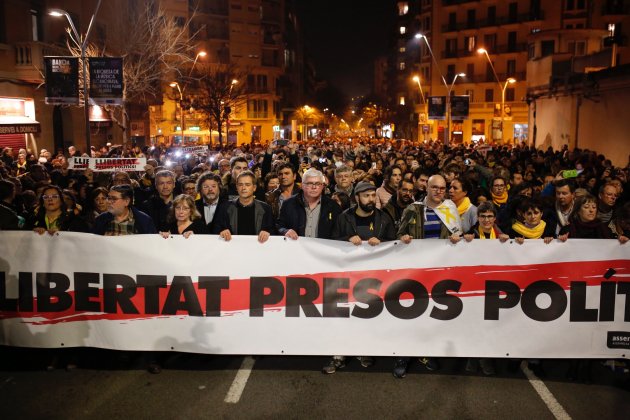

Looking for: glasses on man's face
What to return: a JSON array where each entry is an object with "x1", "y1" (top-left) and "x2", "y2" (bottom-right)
[
  {"x1": 400, "y1": 188, "x2": 414, "y2": 194},
  {"x1": 303, "y1": 182, "x2": 323, "y2": 188},
  {"x1": 42, "y1": 194, "x2": 60, "y2": 200},
  {"x1": 429, "y1": 186, "x2": 446, "y2": 192},
  {"x1": 106, "y1": 196, "x2": 123, "y2": 202},
  {"x1": 478, "y1": 214, "x2": 495, "y2": 220}
]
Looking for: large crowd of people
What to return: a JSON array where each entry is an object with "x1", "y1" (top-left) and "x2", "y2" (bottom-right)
[{"x1": 1, "y1": 138, "x2": 629, "y2": 379}]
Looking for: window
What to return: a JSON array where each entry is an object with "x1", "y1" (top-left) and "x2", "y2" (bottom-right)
[
  {"x1": 485, "y1": 89, "x2": 494, "y2": 102},
  {"x1": 508, "y1": 32, "x2": 517, "y2": 51},
  {"x1": 467, "y1": 9, "x2": 476, "y2": 29},
  {"x1": 483, "y1": 33, "x2": 497, "y2": 52},
  {"x1": 447, "y1": 64, "x2": 455, "y2": 82},
  {"x1": 507, "y1": 59, "x2": 516, "y2": 76},
  {"x1": 541, "y1": 40, "x2": 555, "y2": 56},
  {"x1": 465, "y1": 35, "x2": 476, "y2": 52},
  {"x1": 528, "y1": 43, "x2": 536, "y2": 59},
  {"x1": 174, "y1": 16, "x2": 185, "y2": 27},
  {"x1": 565, "y1": 0, "x2": 586, "y2": 11},
  {"x1": 509, "y1": 3, "x2": 518, "y2": 23},
  {"x1": 30, "y1": 9, "x2": 41, "y2": 41},
  {"x1": 399, "y1": 62, "x2": 406, "y2": 70},
  {"x1": 398, "y1": 2, "x2": 409, "y2": 15},
  {"x1": 467, "y1": 63, "x2": 474, "y2": 79},
  {"x1": 485, "y1": 62, "x2": 494, "y2": 82},
  {"x1": 399, "y1": 96, "x2": 406, "y2": 105},
  {"x1": 506, "y1": 88, "x2": 515, "y2": 102},
  {"x1": 448, "y1": 12, "x2": 456, "y2": 31},
  {"x1": 400, "y1": 26, "x2": 406, "y2": 35},
  {"x1": 568, "y1": 40, "x2": 586, "y2": 55},
  {"x1": 247, "y1": 100, "x2": 268, "y2": 118},
  {"x1": 399, "y1": 46, "x2": 406, "y2": 53},
  {"x1": 446, "y1": 38, "x2": 458, "y2": 57},
  {"x1": 487, "y1": 6, "x2": 496, "y2": 25},
  {"x1": 465, "y1": 89, "x2": 474, "y2": 102}
]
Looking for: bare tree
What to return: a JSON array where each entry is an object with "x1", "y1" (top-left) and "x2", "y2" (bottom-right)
[
  {"x1": 192, "y1": 63, "x2": 249, "y2": 147},
  {"x1": 64, "y1": 0, "x2": 198, "y2": 143}
]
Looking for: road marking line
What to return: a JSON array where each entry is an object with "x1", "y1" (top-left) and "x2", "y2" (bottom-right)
[
  {"x1": 224, "y1": 356, "x2": 256, "y2": 404},
  {"x1": 521, "y1": 361, "x2": 572, "y2": 420}
]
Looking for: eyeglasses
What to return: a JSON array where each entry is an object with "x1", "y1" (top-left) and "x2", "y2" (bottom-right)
[
  {"x1": 429, "y1": 186, "x2": 446, "y2": 192},
  {"x1": 42, "y1": 194, "x2": 60, "y2": 200},
  {"x1": 303, "y1": 182, "x2": 324, "y2": 188},
  {"x1": 400, "y1": 188, "x2": 414, "y2": 194},
  {"x1": 492, "y1": 184, "x2": 506, "y2": 189},
  {"x1": 106, "y1": 196, "x2": 123, "y2": 202},
  {"x1": 478, "y1": 214, "x2": 495, "y2": 220},
  {"x1": 175, "y1": 206, "x2": 191, "y2": 211}
]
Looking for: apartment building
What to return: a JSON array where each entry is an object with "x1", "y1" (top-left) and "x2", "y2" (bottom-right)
[{"x1": 393, "y1": 0, "x2": 628, "y2": 149}]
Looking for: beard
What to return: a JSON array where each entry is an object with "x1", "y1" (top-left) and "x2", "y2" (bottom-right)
[
  {"x1": 358, "y1": 201, "x2": 375, "y2": 213},
  {"x1": 399, "y1": 195, "x2": 414, "y2": 205}
]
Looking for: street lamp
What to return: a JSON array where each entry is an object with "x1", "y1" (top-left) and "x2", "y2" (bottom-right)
[
  {"x1": 225, "y1": 79, "x2": 238, "y2": 143},
  {"x1": 49, "y1": 0, "x2": 102, "y2": 154},
  {"x1": 302, "y1": 105, "x2": 312, "y2": 140},
  {"x1": 478, "y1": 48, "x2": 514, "y2": 144},
  {"x1": 446, "y1": 72, "x2": 466, "y2": 145}
]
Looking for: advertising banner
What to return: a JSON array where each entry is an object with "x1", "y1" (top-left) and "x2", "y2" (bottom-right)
[
  {"x1": 451, "y1": 96, "x2": 470, "y2": 121},
  {"x1": 428, "y1": 96, "x2": 446, "y2": 120},
  {"x1": 88, "y1": 57, "x2": 124, "y2": 106},
  {"x1": 68, "y1": 157, "x2": 146, "y2": 172},
  {"x1": 0, "y1": 233, "x2": 628, "y2": 358},
  {"x1": 44, "y1": 57, "x2": 79, "y2": 105}
]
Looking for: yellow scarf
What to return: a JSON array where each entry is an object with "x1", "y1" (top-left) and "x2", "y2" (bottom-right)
[
  {"x1": 512, "y1": 220, "x2": 546, "y2": 239},
  {"x1": 478, "y1": 226, "x2": 496, "y2": 239},
  {"x1": 456, "y1": 197, "x2": 472, "y2": 217},
  {"x1": 492, "y1": 191, "x2": 508, "y2": 205}
]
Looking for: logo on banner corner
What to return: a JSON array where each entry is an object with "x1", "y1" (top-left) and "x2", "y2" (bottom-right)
[{"x1": 607, "y1": 331, "x2": 630, "y2": 349}]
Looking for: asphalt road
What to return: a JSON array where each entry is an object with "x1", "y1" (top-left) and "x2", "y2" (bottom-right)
[{"x1": 0, "y1": 348, "x2": 628, "y2": 419}]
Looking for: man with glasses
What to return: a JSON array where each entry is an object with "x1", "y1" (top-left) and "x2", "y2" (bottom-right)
[
  {"x1": 598, "y1": 182, "x2": 619, "y2": 224},
  {"x1": 393, "y1": 174, "x2": 462, "y2": 378},
  {"x1": 278, "y1": 168, "x2": 341, "y2": 240},
  {"x1": 382, "y1": 179, "x2": 415, "y2": 231},
  {"x1": 93, "y1": 185, "x2": 156, "y2": 235}
]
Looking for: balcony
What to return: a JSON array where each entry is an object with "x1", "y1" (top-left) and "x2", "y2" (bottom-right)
[
  {"x1": 195, "y1": 0, "x2": 229, "y2": 16},
  {"x1": 602, "y1": 3, "x2": 630, "y2": 15},
  {"x1": 441, "y1": 12, "x2": 545, "y2": 32},
  {"x1": 441, "y1": 43, "x2": 527, "y2": 59},
  {"x1": 14, "y1": 41, "x2": 67, "y2": 82}
]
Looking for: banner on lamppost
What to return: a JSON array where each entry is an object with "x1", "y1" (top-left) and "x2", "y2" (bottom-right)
[
  {"x1": 451, "y1": 95, "x2": 470, "y2": 121},
  {"x1": 44, "y1": 57, "x2": 79, "y2": 105},
  {"x1": 428, "y1": 96, "x2": 446, "y2": 120},
  {"x1": 89, "y1": 57, "x2": 124, "y2": 106}
]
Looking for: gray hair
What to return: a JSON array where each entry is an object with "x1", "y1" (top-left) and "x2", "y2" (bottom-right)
[{"x1": 302, "y1": 168, "x2": 324, "y2": 182}]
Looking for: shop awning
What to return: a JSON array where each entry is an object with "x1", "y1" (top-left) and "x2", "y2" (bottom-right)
[{"x1": 0, "y1": 116, "x2": 41, "y2": 135}]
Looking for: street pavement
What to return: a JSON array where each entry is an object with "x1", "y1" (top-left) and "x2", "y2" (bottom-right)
[{"x1": 0, "y1": 347, "x2": 628, "y2": 419}]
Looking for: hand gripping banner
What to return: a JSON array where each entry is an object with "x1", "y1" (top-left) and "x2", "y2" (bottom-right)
[{"x1": 0, "y1": 232, "x2": 629, "y2": 358}]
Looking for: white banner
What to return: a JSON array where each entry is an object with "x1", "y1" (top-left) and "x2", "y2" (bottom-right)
[
  {"x1": 0, "y1": 232, "x2": 629, "y2": 358},
  {"x1": 172, "y1": 145, "x2": 208, "y2": 156},
  {"x1": 68, "y1": 157, "x2": 147, "y2": 172}
]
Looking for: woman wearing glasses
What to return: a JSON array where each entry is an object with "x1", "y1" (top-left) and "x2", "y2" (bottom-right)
[
  {"x1": 159, "y1": 194, "x2": 208, "y2": 238},
  {"x1": 30, "y1": 185, "x2": 89, "y2": 234}
]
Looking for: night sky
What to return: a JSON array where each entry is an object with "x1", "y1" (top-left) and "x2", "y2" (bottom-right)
[{"x1": 295, "y1": 0, "x2": 396, "y2": 97}]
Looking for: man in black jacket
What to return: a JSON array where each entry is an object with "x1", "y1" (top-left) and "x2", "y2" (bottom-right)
[
  {"x1": 278, "y1": 168, "x2": 341, "y2": 240},
  {"x1": 213, "y1": 170, "x2": 275, "y2": 243},
  {"x1": 195, "y1": 171, "x2": 228, "y2": 232},
  {"x1": 334, "y1": 181, "x2": 396, "y2": 246}
]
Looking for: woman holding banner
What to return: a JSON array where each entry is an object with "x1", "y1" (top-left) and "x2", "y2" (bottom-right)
[{"x1": 160, "y1": 194, "x2": 208, "y2": 239}]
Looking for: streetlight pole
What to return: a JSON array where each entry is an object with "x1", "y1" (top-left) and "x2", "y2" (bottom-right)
[
  {"x1": 169, "y1": 82, "x2": 184, "y2": 144},
  {"x1": 477, "y1": 48, "x2": 515, "y2": 144},
  {"x1": 415, "y1": 33, "x2": 453, "y2": 144},
  {"x1": 412, "y1": 75, "x2": 427, "y2": 142},
  {"x1": 446, "y1": 72, "x2": 465, "y2": 146},
  {"x1": 49, "y1": 0, "x2": 102, "y2": 154},
  {"x1": 225, "y1": 79, "x2": 238, "y2": 143},
  {"x1": 170, "y1": 51, "x2": 206, "y2": 145}
]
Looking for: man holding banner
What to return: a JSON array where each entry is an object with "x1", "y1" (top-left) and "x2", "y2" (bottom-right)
[{"x1": 393, "y1": 174, "x2": 463, "y2": 378}]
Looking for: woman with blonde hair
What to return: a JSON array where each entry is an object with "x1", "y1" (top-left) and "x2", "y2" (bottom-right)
[{"x1": 160, "y1": 194, "x2": 208, "y2": 238}]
